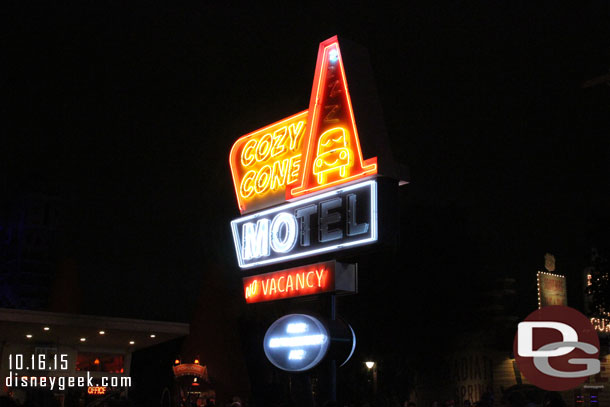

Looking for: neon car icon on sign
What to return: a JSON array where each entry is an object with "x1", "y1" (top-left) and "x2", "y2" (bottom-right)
[{"x1": 313, "y1": 128, "x2": 354, "y2": 184}]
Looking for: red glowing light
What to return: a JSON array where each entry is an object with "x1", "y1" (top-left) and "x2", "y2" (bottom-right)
[
  {"x1": 173, "y1": 364, "x2": 208, "y2": 379},
  {"x1": 229, "y1": 36, "x2": 377, "y2": 214},
  {"x1": 87, "y1": 386, "x2": 107, "y2": 395},
  {"x1": 76, "y1": 352, "x2": 124, "y2": 373},
  {"x1": 242, "y1": 261, "x2": 340, "y2": 304},
  {"x1": 288, "y1": 36, "x2": 376, "y2": 199}
]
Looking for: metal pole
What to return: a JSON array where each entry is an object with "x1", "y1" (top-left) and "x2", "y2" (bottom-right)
[
  {"x1": 373, "y1": 365, "x2": 378, "y2": 394},
  {"x1": 330, "y1": 294, "x2": 337, "y2": 402}
]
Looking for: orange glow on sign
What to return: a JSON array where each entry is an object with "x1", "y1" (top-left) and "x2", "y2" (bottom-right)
[
  {"x1": 229, "y1": 111, "x2": 308, "y2": 214},
  {"x1": 229, "y1": 36, "x2": 377, "y2": 214},
  {"x1": 288, "y1": 37, "x2": 377, "y2": 199},
  {"x1": 172, "y1": 363, "x2": 208, "y2": 379},
  {"x1": 88, "y1": 386, "x2": 107, "y2": 395},
  {"x1": 242, "y1": 261, "x2": 338, "y2": 303}
]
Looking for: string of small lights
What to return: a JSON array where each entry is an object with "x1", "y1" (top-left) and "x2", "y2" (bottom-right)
[{"x1": 536, "y1": 271, "x2": 565, "y2": 309}]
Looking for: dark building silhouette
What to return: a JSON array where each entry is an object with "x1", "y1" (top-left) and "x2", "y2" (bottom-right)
[{"x1": 0, "y1": 192, "x2": 61, "y2": 309}]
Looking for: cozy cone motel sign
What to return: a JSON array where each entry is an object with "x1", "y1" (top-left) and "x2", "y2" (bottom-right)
[
  {"x1": 230, "y1": 36, "x2": 379, "y2": 265},
  {"x1": 229, "y1": 36, "x2": 383, "y2": 371}
]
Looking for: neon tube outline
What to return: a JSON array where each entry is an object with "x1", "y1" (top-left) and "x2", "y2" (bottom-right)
[{"x1": 231, "y1": 180, "x2": 378, "y2": 269}]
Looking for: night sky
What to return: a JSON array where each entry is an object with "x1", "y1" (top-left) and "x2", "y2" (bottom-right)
[{"x1": 3, "y1": 2, "x2": 610, "y2": 322}]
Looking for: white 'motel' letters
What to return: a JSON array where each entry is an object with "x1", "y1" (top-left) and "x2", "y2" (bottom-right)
[
  {"x1": 232, "y1": 180, "x2": 377, "y2": 268},
  {"x1": 270, "y1": 212, "x2": 298, "y2": 253},
  {"x1": 242, "y1": 219, "x2": 270, "y2": 260},
  {"x1": 239, "y1": 194, "x2": 369, "y2": 261}
]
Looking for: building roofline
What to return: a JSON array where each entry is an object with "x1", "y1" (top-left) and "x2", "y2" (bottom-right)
[{"x1": 0, "y1": 308, "x2": 189, "y2": 335}]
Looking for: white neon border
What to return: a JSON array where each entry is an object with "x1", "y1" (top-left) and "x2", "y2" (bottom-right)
[
  {"x1": 231, "y1": 180, "x2": 378, "y2": 269},
  {"x1": 340, "y1": 322, "x2": 357, "y2": 367}
]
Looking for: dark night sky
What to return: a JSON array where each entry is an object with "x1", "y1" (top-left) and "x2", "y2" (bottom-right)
[{"x1": 3, "y1": 2, "x2": 610, "y2": 322}]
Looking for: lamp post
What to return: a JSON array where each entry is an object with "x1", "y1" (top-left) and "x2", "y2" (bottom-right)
[{"x1": 365, "y1": 361, "x2": 377, "y2": 394}]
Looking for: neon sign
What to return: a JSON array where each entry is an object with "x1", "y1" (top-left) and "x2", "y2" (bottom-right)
[
  {"x1": 87, "y1": 386, "x2": 107, "y2": 395},
  {"x1": 537, "y1": 271, "x2": 567, "y2": 308},
  {"x1": 230, "y1": 111, "x2": 308, "y2": 214},
  {"x1": 288, "y1": 37, "x2": 377, "y2": 199},
  {"x1": 229, "y1": 36, "x2": 377, "y2": 214},
  {"x1": 264, "y1": 314, "x2": 330, "y2": 372},
  {"x1": 242, "y1": 261, "x2": 356, "y2": 303},
  {"x1": 172, "y1": 363, "x2": 208, "y2": 379},
  {"x1": 231, "y1": 180, "x2": 377, "y2": 269}
]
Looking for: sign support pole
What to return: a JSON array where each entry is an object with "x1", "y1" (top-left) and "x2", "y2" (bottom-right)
[{"x1": 330, "y1": 294, "x2": 337, "y2": 402}]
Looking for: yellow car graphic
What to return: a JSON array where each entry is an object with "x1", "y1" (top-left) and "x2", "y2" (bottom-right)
[{"x1": 313, "y1": 128, "x2": 353, "y2": 184}]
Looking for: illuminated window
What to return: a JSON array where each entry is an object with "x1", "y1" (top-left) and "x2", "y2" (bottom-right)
[{"x1": 76, "y1": 352, "x2": 124, "y2": 373}]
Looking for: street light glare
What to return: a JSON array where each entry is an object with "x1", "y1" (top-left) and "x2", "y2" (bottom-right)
[{"x1": 365, "y1": 361, "x2": 375, "y2": 369}]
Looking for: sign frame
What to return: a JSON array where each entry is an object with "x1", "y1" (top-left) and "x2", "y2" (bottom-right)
[
  {"x1": 242, "y1": 260, "x2": 357, "y2": 303},
  {"x1": 537, "y1": 270, "x2": 567, "y2": 308},
  {"x1": 231, "y1": 179, "x2": 377, "y2": 269}
]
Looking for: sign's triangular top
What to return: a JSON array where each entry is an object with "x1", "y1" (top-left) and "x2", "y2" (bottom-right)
[{"x1": 287, "y1": 36, "x2": 377, "y2": 199}]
